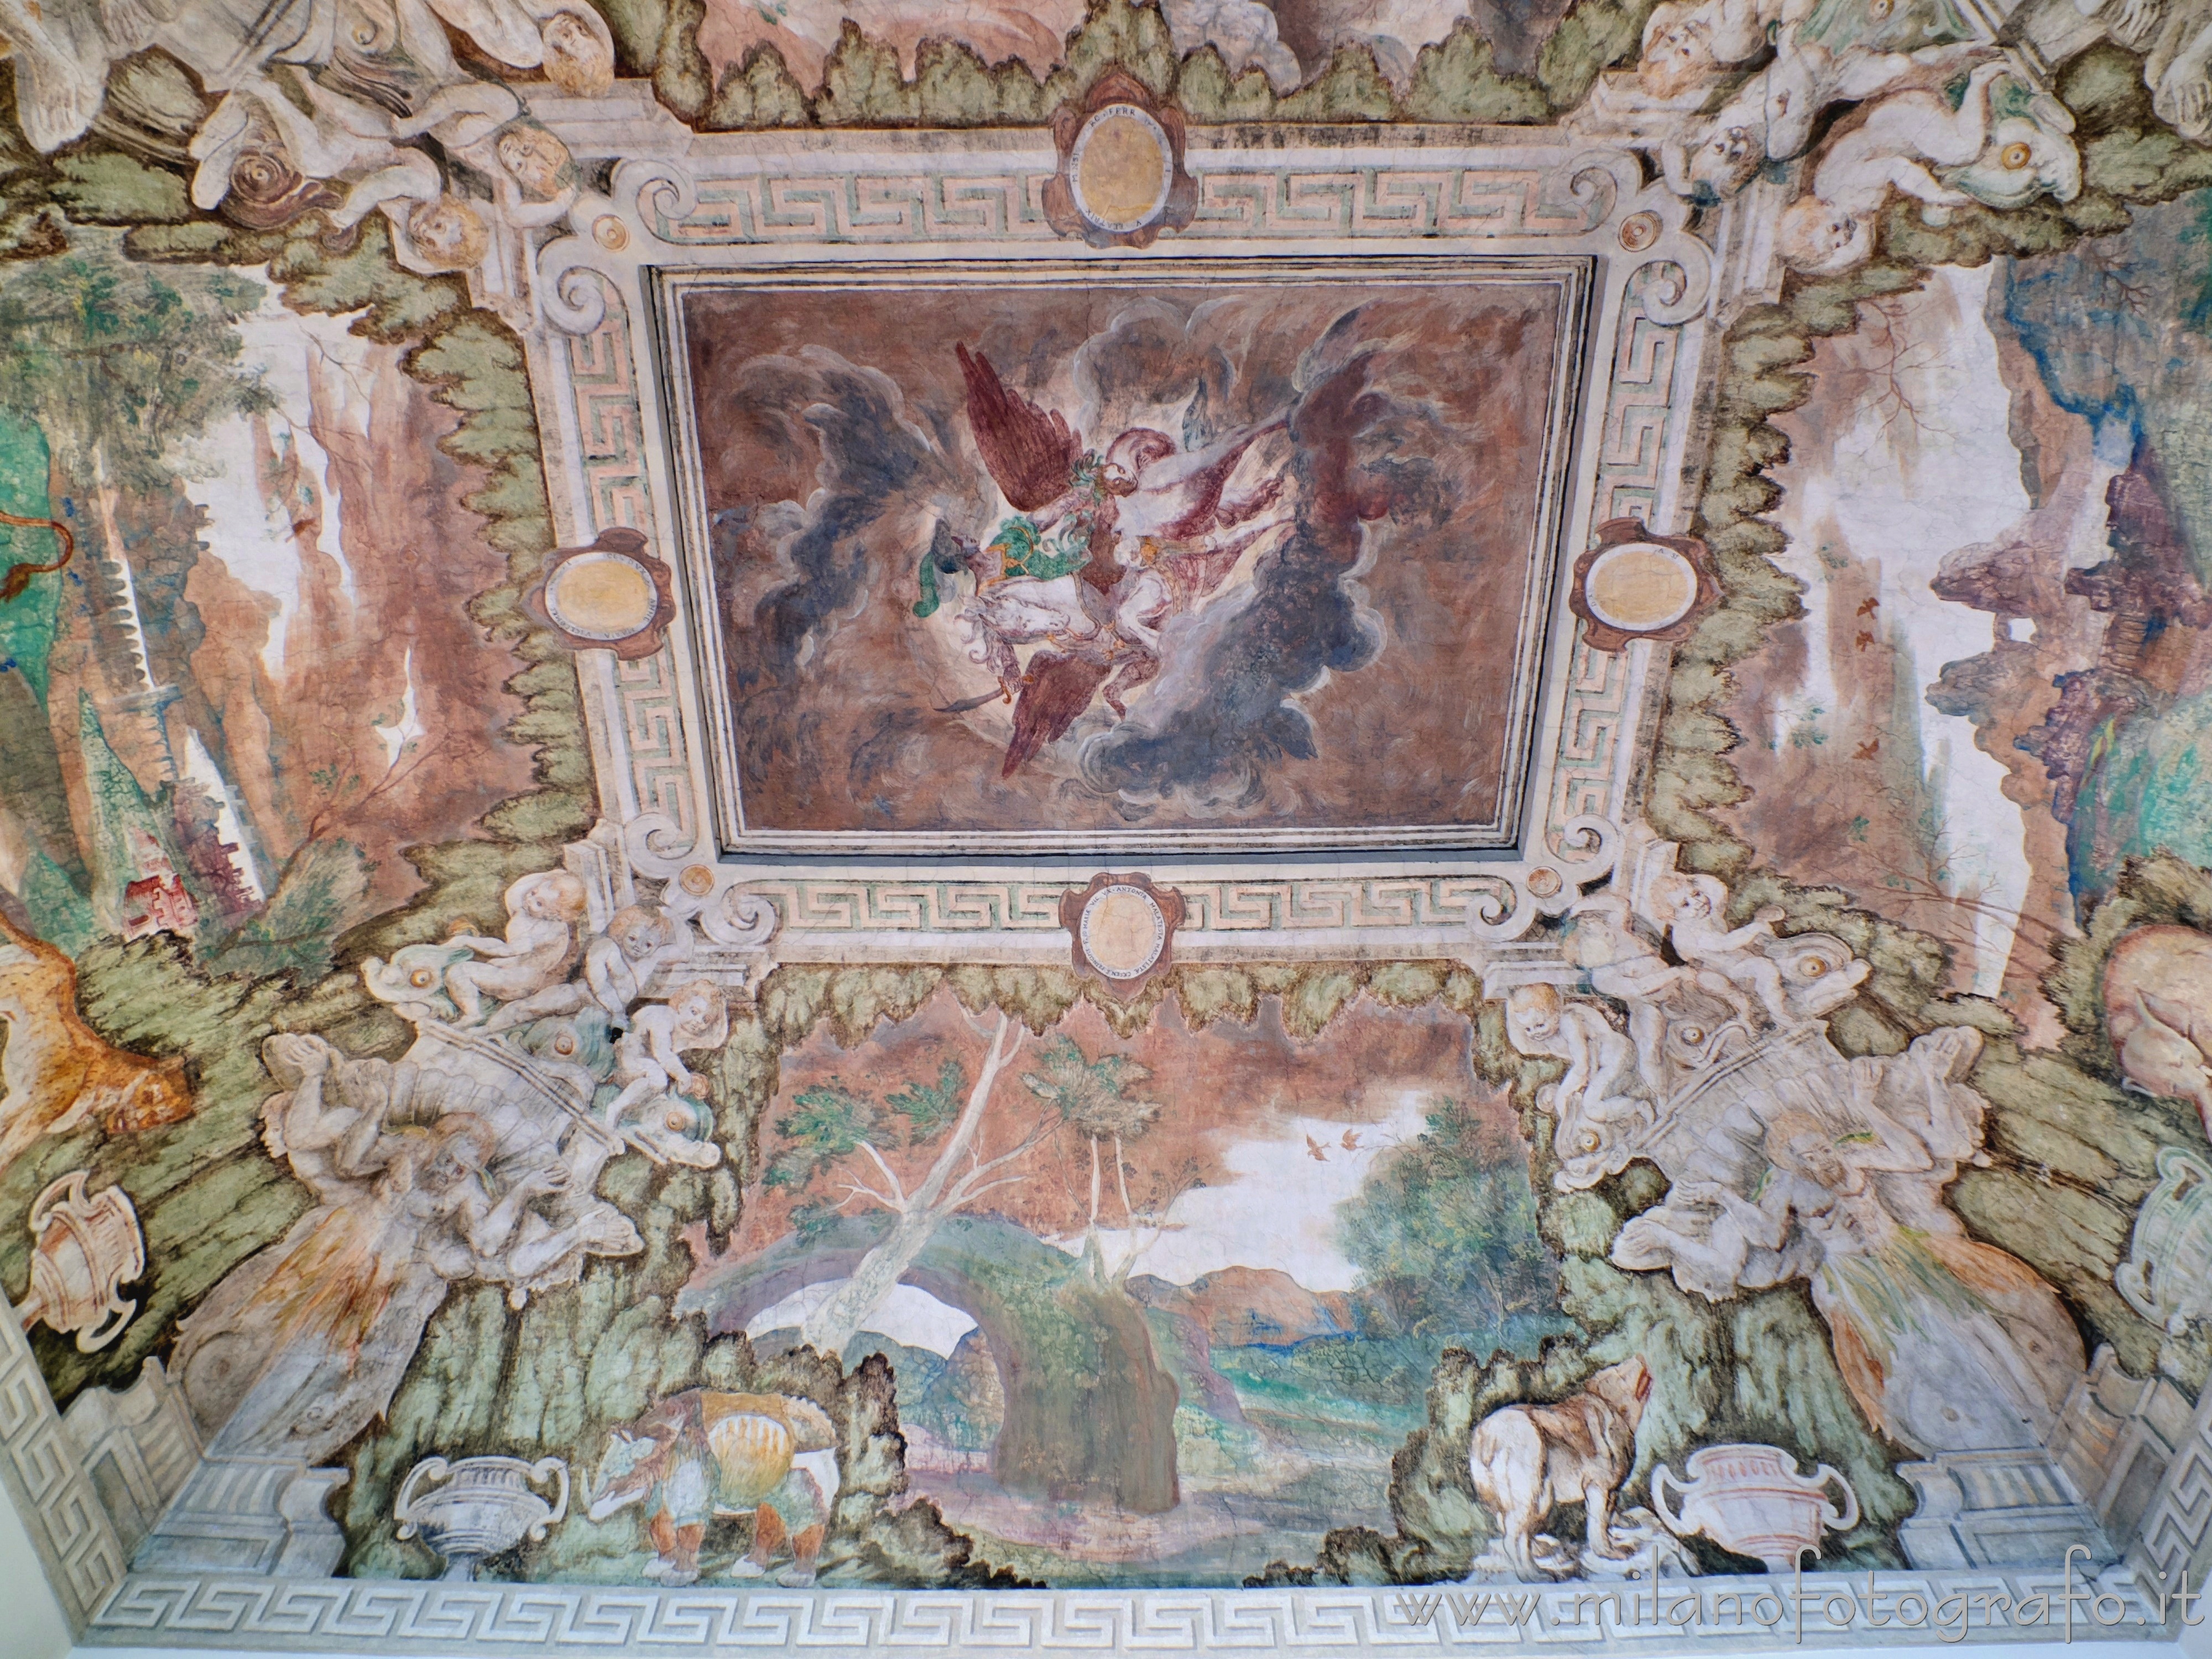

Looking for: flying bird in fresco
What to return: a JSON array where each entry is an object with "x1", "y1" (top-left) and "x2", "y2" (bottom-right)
[
  {"x1": 916, "y1": 343, "x2": 1295, "y2": 776},
  {"x1": 1305, "y1": 1134, "x2": 1329, "y2": 1162}
]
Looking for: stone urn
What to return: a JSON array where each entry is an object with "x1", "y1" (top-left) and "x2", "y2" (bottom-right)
[
  {"x1": 2116, "y1": 1146, "x2": 2212, "y2": 1334},
  {"x1": 17, "y1": 1171, "x2": 144, "y2": 1353},
  {"x1": 1652, "y1": 1443, "x2": 1858, "y2": 1572},
  {"x1": 395, "y1": 1455, "x2": 568, "y2": 1580}
]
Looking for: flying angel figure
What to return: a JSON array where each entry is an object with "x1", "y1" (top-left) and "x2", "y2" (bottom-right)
[{"x1": 918, "y1": 343, "x2": 1292, "y2": 776}]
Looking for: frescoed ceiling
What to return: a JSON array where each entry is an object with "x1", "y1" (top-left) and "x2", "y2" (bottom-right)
[{"x1": 4, "y1": 0, "x2": 2212, "y2": 1654}]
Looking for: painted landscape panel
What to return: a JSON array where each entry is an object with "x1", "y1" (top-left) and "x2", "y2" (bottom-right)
[
  {"x1": 680, "y1": 988, "x2": 1563, "y2": 1585},
  {"x1": 673, "y1": 265, "x2": 1582, "y2": 851}
]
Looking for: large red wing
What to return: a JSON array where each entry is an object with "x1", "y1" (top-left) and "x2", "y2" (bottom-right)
[
  {"x1": 1003, "y1": 651, "x2": 1110, "y2": 777},
  {"x1": 958, "y1": 343, "x2": 1082, "y2": 513}
]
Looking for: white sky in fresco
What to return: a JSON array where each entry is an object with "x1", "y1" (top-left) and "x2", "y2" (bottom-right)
[
  {"x1": 747, "y1": 1282, "x2": 979, "y2": 1358},
  {"x1": 1775, "y1": 262, "x2": 2042, "y2": 998},
  {"x1": 1055, "y1": 1088, "x2": 1431, "y2": 1291},
  {"x1": 178, "y1": 293, "x2": 372, "y2": 679},
  {"x1": 747, "y1": 1089, "x2": 1437, "y2": 1355}
]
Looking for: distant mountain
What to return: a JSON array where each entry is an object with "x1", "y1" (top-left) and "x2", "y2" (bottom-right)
[{"x1": 1126, "y1": 1266, "x2": 1353, "y2": 1349}]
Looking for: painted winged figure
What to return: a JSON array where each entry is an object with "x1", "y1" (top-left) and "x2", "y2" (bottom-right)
[{"x1": 917, "y1": 343, "x2": 1292, "y2": 775}]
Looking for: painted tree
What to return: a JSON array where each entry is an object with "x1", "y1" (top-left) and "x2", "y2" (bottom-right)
[
  {"x1": 769, "y1": 1011, "x2": 1063, "y2": 1356},
  {"x1": 1020, "y1": 1035, "x2": 1162, "y2": 1279},
  {"x1": 1336, "y1": 1094, "x2": 1559, "y2": 1347},
  {"x1": 0, "y1": 243, "x2": 270, "y2": 506},
  {"x1": 0, "y1": 243, "x2": 269, "y2": 670},
  {"x1": 0, "y1": 242, "x2": 271, "y2": 940}
]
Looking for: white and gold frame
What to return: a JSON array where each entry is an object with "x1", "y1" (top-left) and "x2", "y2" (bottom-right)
[{"x1": 515, "y1": 87, "x2": 1726, "y2": 974}]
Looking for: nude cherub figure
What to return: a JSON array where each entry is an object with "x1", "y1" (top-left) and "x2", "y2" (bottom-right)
[
  {"x1": 405, "y1": 1115, "x2": 572, "y2": 1281},
  {"x1": 1639, "y1": 0, "x2": 1804, "y2": 98},
  {"x1": 473, "y1": 122, "x2": 578, "y2": 227},
  {"x1": 190, "y1": 64, "x2": 510, "y2": 265},
  {"x1": 604, "y1": 980, "x2": 729, "y2": 1126},
  {"x1": 259, "y1": 1033, "x2": 415, "y2": 1204},
  {"x1": 1655, "y1": 871, "x2": 1795, "y2": 1029},
  {"x1": 1775, "y1": 60, "x2": 2080, "y2": 273},
  {"x1": 394, "y1": 194, "x2": 492, "y2": 272},
  {"x1": 399, "y1": 1115, "x2": 636, "y2": 1303},
  {"x1": 416, "y1": 0, "x2": 615, "y2": 93},
  {"x1": 480, "y1": 902, "x2": 686, "y2": 1035},
  {"x1": 1505, "y1": 984, "x2": 1639, "y2": 1118},
  {"x1": 445, "y1": 870, "x2": 589, "y2": 1025},
  {"x1": 588, "y1": 906, "x2": 685, "y2": 1025},
  {"x1": 1610, "y1": 1135, "x2": 1854, "y2": 1300},
  {"x1": 1615, "y1": 1174, "x2": 1782, "y2": 1298},
  {"x1": 535, "y1": 4, "x2": 617, "y2": 95},
  {"x1": 1507, "y1": 984, "x2": 1660, "y2": 1184}
]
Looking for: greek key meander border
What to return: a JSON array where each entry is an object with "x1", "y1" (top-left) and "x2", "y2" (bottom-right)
[
  {"x1": 645, "y1": 163, "x2": 1615, "y2": 247},
  {"x1": 60, "y1": 1571, "x2": 2182, "y2": 1653},
  {"x1": 0, "y1": 1290, "x2": 127, "y2": 1629},
  {"x1": 536, "y1": 137, "x2": 1699, "y2": 942},
  {"x1": 565, "y1": 279, "x2": 1652, "y2": 870},
  {"x1": 1, "y1": 106, "x2": 2203, "y2": 1652}
]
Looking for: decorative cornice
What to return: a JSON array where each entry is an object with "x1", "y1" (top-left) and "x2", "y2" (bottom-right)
[
  {"x1": 0, "y1": 1289, "x2": 126, "y2": 1632},
  {"x1": 78, "y1": 1567, "x2": 2168, "y2": 1654},
  {"x1": 520, "y1": 117, "x2": 1712, "y2": 957},
  {"x1": 533, "y1": 129, "x2": 1713, "y2": 340}
]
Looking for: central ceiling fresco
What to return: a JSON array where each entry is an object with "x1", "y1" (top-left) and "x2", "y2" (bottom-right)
[
  {"x1": 3, "y1": 0, "x2": 2212, "y2": 1651},
  {"x1": 670, "y1": 259, "x2": 1582, "y2": 849}
]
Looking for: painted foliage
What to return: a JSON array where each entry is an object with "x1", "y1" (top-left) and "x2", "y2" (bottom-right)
[
  {"x1": 9, "y1": 0, "x2": 2212, "y2": 1635},
  {"x1": 1721, "y1": 204, "x2": 2212, "y2": 1044},
  {"x1": 0, "y1": 242, "x2": 534, "y2": 977},
  {"x1": 688, "y1": 0, "x2": 1574, "y2": 100},
  {"x1": 0, "y1": 225, "x2": 564, "y2": 1425},
  {"x1": 684, "y1": 987, "x2": 1559, "y2": 1584}
]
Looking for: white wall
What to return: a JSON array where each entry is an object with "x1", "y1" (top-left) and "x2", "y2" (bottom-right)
[{"x1": 0, "y1": 1466, "x2": 71, "y2": 1659}]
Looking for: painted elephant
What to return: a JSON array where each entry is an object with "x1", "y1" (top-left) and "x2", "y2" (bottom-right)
[{"x1": 587, "y1": 1389, "x2": 836, "y2": 1585}]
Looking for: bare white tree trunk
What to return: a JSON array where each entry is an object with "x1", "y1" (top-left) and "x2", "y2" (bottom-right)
[
  {"x1": 92, "y1": 441, "x2": 152, "y2": 695},
  {"x1": 798, "y1": 1011, "x2": 1030, "y2": 1356},
  {"x1": 795, "y1": 1203, "x2": 950, "y2": 1359}
]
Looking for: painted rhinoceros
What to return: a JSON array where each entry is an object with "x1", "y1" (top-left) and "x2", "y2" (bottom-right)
[{"x1": 587, "y1": 1390, "x2": 836, "y2": 1585}]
